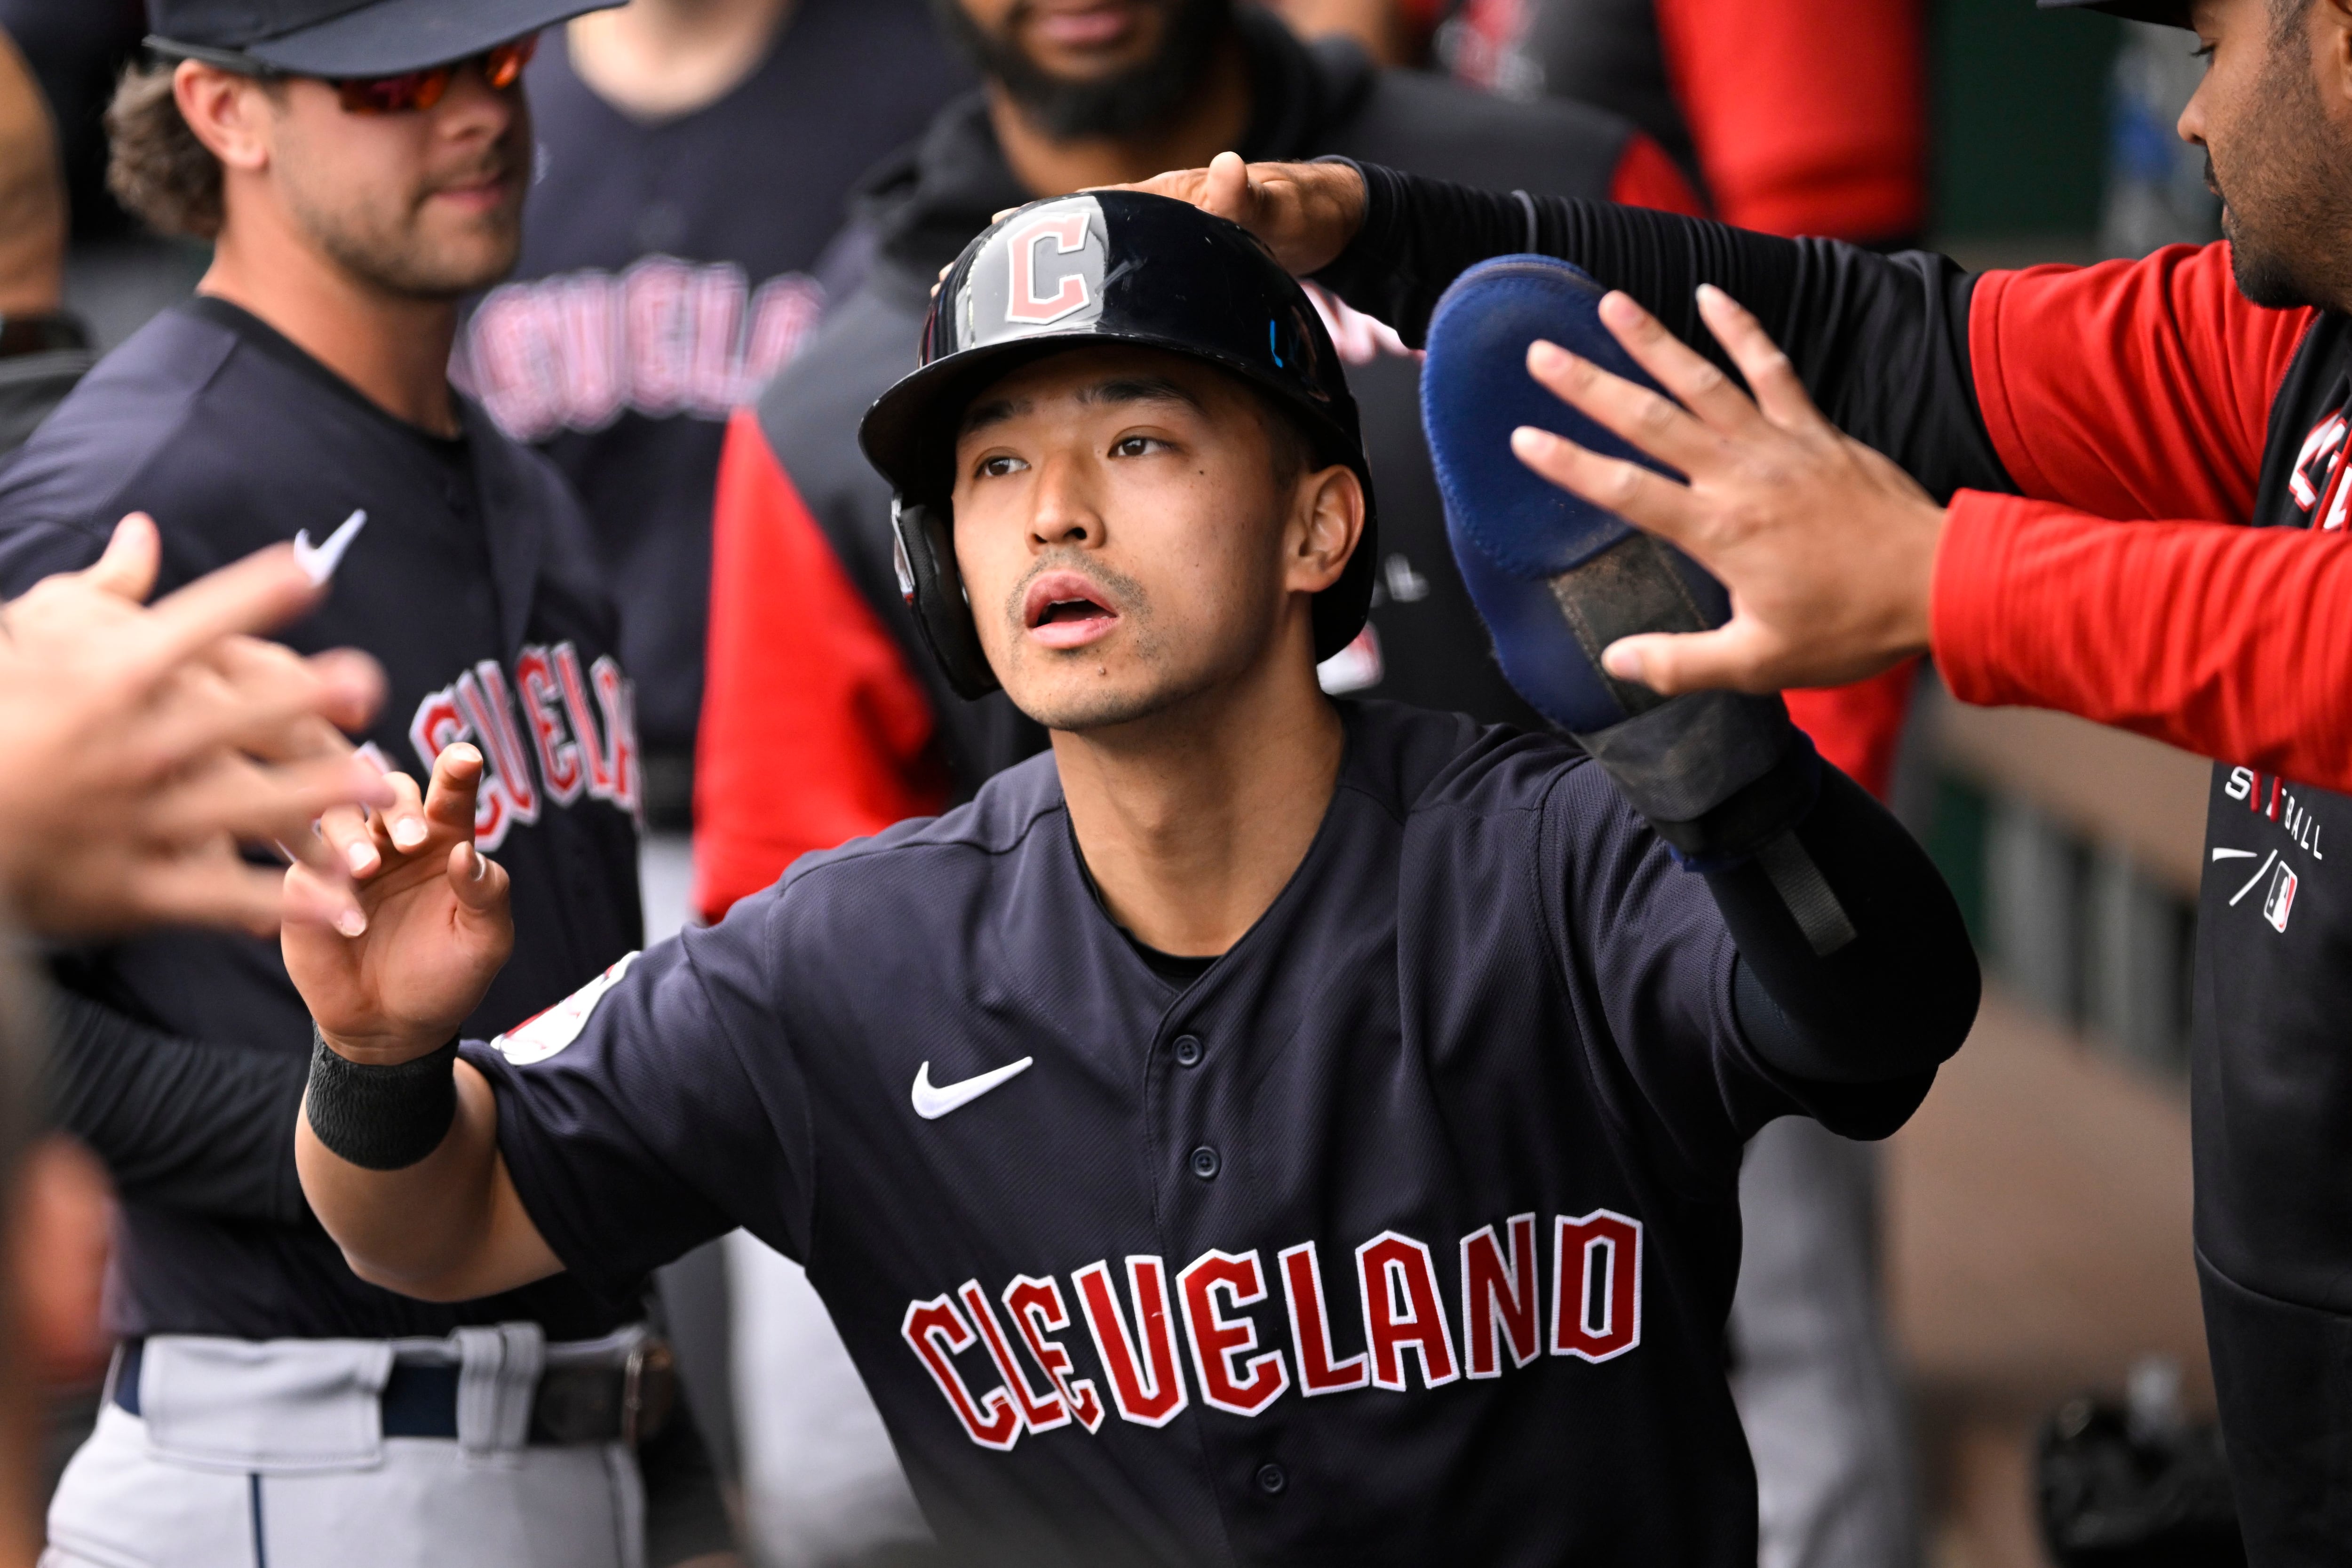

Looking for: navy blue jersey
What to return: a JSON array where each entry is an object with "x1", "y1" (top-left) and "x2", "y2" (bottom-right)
[
  {"x1": 455, "y1": 2, "x2": 970, "y2": 773},
  {"x1": 467, "y1": 701, "x2": 1927, "y2": 1565},
  {"x1": 0, "y1": 297, "x2": 644, "y2": 1341}
]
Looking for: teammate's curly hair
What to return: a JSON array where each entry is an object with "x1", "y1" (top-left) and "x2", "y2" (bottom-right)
[{"x1": 105, "y1": 62, "x2": 224, "y2": 241}]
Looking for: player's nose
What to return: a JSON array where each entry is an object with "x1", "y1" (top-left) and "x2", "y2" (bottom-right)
[{"x1": 1026, "y1": 454, "x2": 1101, "y2": 549}]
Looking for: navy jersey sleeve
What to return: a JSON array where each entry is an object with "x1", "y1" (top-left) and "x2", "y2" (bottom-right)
[
  {"x1": 1536, "y1": 763, "x2": 1931, "y2": 1187},
  {"x1": 461, "y1": 897, "x2": 814, "y2": 1301}
]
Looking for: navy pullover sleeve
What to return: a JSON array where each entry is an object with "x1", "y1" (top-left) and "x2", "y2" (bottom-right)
[
  {"x1": 1312, "y1": 161, "x2": 2013, "y2": 503},
  {"x1": 44, "y1": 988, "x2": 311, "y2": 1226}
]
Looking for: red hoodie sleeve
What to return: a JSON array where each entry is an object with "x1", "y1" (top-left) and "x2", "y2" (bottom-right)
[
  {"x1": 1930, "y1": 244, "x2": 2352, "y2": 785},
  {"x1": 1653, "y1": 0, "x2": 1924, "y2": 241},
  {"x1": 1933, "y1": 497, "x2": 2352, "y2": 786},
  {"x1": 693, "y1": 410, "x2": 946, "y2": 923},
  {"x1": 1967, "y1": 243, "x2": 2309, "y2": 524}
]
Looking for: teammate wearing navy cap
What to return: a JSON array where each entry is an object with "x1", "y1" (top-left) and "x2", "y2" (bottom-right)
[
  {"x1": 282, "y1": 191, "x2": 1977, "y2": 1565},
  {"x1": 0, "y1": 2, "x2": 735, "y2": 1564}
]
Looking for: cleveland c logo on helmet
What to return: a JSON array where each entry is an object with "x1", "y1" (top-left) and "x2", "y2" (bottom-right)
[
  {"x1": 960, "y1": 197, "x2": 1110, "y2": 347},
  {"x1": 1006, "y1": 214, "x2": 1094, "y2": 326}
]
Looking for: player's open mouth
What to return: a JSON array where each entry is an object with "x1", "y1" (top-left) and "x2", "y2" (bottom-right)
[{"x1": 1023, "y1": 570, "x2": 1120, "y2": 650}]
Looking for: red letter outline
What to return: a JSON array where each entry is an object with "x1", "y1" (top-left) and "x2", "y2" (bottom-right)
[
  {"x1": 1356, "y1": 1231, "x2": 1459, "y2": 1392},
  {"x1": 899, "y1": 1295, "x2": 1020, "y2": 1450},
  {"x1": 1278, "y1": 1241, "x2": 1368, "y2": 1396},
  {"x1": 1004, "y1": 1275, "x2": 1104, "y2": 1433},
  {"x1": 1460, "y1": 1213, "x2": 1542, "y2": 1378},
  {"x1": 1551, "y1": 1210, "x2": 1644, "y2": 1364},
  {"x1": 1176, "y1": 1250, "x2": 1290, "y2": 1417},
  {"x1": 1073, "y1": 1257, "x2": 1188, "y2": 1427}
]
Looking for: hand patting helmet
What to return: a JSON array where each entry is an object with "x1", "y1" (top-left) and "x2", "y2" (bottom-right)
[{"x1": 858, "y1": 190, "x2": 1379, "y2": 700}]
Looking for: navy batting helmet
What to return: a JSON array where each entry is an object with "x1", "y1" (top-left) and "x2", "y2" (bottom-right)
[{"x1": 859, "y1": 190, "x2": 1379, "y2": 700}]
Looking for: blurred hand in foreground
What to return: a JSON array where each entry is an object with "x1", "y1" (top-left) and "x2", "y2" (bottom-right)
[
  {"x1": 0, "y1": 513, "x2": 392, "y2": 937},
  {"x1": 1509, "y1": 286, "x2": 1944, "y2": 695},
  {"x1": 1115, "y1": 152, "x2": 1368, "y2": 276}
]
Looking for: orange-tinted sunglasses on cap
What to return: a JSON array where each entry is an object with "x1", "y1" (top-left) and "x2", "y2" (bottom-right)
[{"x1": 332, "y1": 33, "x2": 538, "y2": 114}]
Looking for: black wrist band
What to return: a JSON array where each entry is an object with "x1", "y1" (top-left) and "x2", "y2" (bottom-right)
[{"x1": 305, "y1": 1026, "x2": 460, "y2": 1171}]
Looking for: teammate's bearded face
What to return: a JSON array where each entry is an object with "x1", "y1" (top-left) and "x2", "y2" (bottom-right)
[
  {"x1": 261, "y1": 64, "x2": 531, "y2": 301},
  {"x1": 941, "y1": 0, "x2": 1229, "y2": 138},
  {"x1": 949, "y1": 345, "x2": 1360, "y2": 732},
  {"x1": 2185, "y1": 0, "x2": 2352, "y2": 309}
]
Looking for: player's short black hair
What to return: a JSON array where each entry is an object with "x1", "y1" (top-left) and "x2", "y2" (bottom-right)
[{"x1": 1251, "y1": 381, "x2": 1320, "y2": 493}]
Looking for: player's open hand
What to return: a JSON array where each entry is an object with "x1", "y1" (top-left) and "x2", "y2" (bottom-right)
[
  {"x1": 0, "y1": 512, "x2": 392, "y2": 937},
  {"x1": 1508, "y1": 286, "x2": 1946, "y2": 696},
  {"x1": 283, "y1": 744, "x2": 513, "y2": 1065},
  {"x1": 1116, "y1": 152, "x2": 1367, "y2": 277}
]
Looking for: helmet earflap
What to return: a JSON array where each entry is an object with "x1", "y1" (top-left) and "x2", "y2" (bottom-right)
[{"x1": 891, "y1": 498, "x2": 1000, "y2": 700}]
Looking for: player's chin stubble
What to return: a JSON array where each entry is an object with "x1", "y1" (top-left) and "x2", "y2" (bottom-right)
[
  {"x1": 2212, "y1": 35, "x2": 2352, "y2": 311},
  {"x1": 287, "y1": 165, "x2": 525, "y2": 303},
  {"x1": 994, "y1": 563, "x2": 1192, "y2": 732}
]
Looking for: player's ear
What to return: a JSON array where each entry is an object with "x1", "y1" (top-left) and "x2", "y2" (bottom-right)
[
  {"x1": 173, "y1": 60, "x2": 273, "y2": 176},
  {"x1": 1286, "y1": 463, "x2": 1364, "y2": 598}
]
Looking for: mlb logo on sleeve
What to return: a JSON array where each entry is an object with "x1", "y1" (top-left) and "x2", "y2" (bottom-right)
[
  {"x1": 495, "y1": 951, "x2": 642, "y2": 1065},
  {"x1": 2266, "y1": 862, "x2": 2299, "y2": 933}
]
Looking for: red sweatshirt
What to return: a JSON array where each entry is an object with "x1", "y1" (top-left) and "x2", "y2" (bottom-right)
[{"x1": 1935, "y1": 242, "x2": 2342, "y2": 785}]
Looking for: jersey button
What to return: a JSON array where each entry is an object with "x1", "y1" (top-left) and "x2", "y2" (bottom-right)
[
  {"x1": 1255, "y1": 1463, "x2": 1287, "y2": 1495},
  {"x1": 1172, "y1": 1034, "x2": 1203, "y2": 1067},
  {"x1": 1189, "y1": 1145, "x2": 1220, "y2": 1181}
]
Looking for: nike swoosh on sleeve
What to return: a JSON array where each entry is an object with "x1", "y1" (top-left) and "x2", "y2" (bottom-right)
[{"x1": 912, "y1": 1057, "x2": 1035, "y2": 1120}]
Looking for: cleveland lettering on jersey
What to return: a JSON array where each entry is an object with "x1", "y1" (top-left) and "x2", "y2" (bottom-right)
[
  {"x1": 462, "y1": 257, "x2": 826, "y2": 442},
  {"x1": 409, "y1": 640, "x2": 641, "y2": 848},
  {"x1": 898, "y1": 1211, "x2": 1641, "y2": 1449}
]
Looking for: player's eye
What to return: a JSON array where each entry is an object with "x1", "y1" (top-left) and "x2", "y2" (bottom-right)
[
  {"x1": 977, "y1": 454, "x2": 1028, "y2": 478},
  {"x1": 1111, "y1": 435, "x2": 1164, "y2": 458}
]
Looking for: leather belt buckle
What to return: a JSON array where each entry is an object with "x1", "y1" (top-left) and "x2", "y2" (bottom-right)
[
  {"x1": 528, "y1": 1335, "x2": 676, "y2": 1446},
  {"x1": 620, "y1": 1337, "x2": 676, "y2": 1447}
]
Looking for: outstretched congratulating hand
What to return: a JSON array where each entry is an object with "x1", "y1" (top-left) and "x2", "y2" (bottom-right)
[
  {"x1": 1509, "y1": 286, "x2": 1946, "y2": 696},
  {"x1": 1118, "y1": 151, "x2": 1367, "y2": 276},
  {"x1": 0, "y1": 512, "x2": 392, "y2": 937},
  {"x1": 283, "y1": 744, "x2": 514, "y2": 1065}
]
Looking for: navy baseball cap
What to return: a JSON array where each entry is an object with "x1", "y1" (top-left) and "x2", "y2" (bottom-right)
[
  {"x1": 146, "y1": 0, "x2": 620, "y2": 78},
  {"x1": 2037, "y1": 0, "x2": 2193, "y2": 29}
]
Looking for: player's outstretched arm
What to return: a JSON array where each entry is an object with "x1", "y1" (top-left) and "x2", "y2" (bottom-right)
[
  {"x1": 1137, "y1": 158, "x2": 2000, "y2": 509},
  {"x1": 286, "y1": 745, "x2": 563, "y2": 1302}
]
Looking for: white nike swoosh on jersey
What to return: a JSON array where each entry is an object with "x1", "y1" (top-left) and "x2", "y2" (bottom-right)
[
  {"x1": 2211, "y1": 846, "x2": 2257, "y2": 861},
  {"x1": 292, "y1": 509, "x2": 367, "y2": 585},
  {"x1": 912, "y1": 1057, "x2": 1034, "y2": 1121}
]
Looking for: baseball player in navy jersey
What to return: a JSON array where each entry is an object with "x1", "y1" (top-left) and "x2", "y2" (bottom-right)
[
  {"x1": 282, "y1": 191, "x2": 1977, "y2": 1565},
  {"x1": 0, "y1": 1, "x2": 737, "y2": 1563}
]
